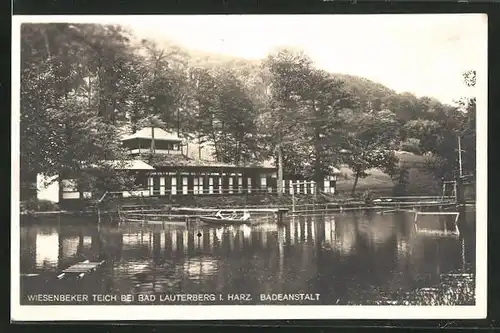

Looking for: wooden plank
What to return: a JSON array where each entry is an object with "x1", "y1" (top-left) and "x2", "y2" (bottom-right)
[
  {"x1": 171, "y1": 207, "x2": 288, "y2": 213},
  {"x1": 63, "y1": 268, "x2": 94, "y2": 272},
  {"x1": 416, "y1": 212, "x2": 459, "y2": 215},
  {"x1": 62, "y1": 261, "x2": 104, "y2": 273},
  {"x1": 63, "y1": 264, "x2": 100, "y2": 269},
  {"x1": 379, "y1": 196, "x2": 455, "y2": 200}
]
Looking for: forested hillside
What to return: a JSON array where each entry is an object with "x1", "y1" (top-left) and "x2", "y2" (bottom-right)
[{"x1": 20, "y1": 23, "x2": 476, "y2": 195}]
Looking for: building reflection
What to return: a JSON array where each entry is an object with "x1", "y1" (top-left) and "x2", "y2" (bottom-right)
[
  {"x1": 35, "y1": 233, "x2": 59, "y2": 270},
  {"x1": 20, "y1": 210, "x2": 475, "y2": 300},
  {"x1": 62, "y1": 237, "x2": 79, "y2": 259}
]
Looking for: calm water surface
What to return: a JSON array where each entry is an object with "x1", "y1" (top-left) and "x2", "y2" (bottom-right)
[{"x1": 20, "y1": 210, "x2": 475, "y2": 305}]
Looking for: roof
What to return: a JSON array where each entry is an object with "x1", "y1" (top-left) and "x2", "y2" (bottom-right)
[
  {"x1": 87, "y1": 160, "x2": 155, "y2": 170},
  {"x1": 261, "y1": 158, "x2": 341, "y2": 174},
  {"x1": 112, "y1": 160, "x2": 155, "y2": 170},
  {"x1": 145, "y1": 154, "x2": 276, "y2": 169},
  {"x1": 121, "y1": 127, "x2": 182, "y2": 142}
]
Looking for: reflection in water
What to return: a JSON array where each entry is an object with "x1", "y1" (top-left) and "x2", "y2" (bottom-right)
[
  {"x1": 183, "y1": 260, "x2": 217, "y2": 279},
  {"x1": 20, "y1": 211, "x2": 476, "y2": 304},
  {"x1": 35, "y1": 234, "x2": 58, "y2": 269},
  {"x1": 62, "y1": 237, "x2": 79, "y2": 259}
]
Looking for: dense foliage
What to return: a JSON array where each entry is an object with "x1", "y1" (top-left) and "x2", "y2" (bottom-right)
[{"x1": 20, "y1": 23, "x2": 476, "y2": 195}]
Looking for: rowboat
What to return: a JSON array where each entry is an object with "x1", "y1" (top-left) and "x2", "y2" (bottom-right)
[
  {"x1": 199, "y1": 210, "x2": 251, "y2": 225},
  {"x1": 199, "y1": 216, "x2": 250, "y2": 225}
]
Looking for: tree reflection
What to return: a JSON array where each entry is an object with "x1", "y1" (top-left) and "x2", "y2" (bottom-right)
[{"x1": 20, "y1": 210, "x2": 476, "y2": 304}]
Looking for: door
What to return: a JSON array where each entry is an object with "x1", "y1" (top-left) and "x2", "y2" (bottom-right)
[{"x1": 153, "y1": 176, "x2": 161, "y2": 196}]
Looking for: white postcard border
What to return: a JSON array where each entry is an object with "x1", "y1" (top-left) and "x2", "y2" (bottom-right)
[{"x1": 10, "y1": 14, "x2": 488, "y2": 321}]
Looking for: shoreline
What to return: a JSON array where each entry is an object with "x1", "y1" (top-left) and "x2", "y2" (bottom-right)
[{"x1": 19, "y1": 193, "x2": 472, "y2": 225}]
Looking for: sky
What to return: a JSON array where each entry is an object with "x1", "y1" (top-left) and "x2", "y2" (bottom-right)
[
  {"x1": 13, "y1": 14, "x2": 487, "y2": 105},
  {"x1": 122, "y1": 14, "x2": 487, "y2": 105}
]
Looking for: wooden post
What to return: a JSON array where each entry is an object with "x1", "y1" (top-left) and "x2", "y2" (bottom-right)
[
  {"x1": 97, "y1": 206, "x2": 101, "y2": 226},
  {"x1": 458, "y1": 136, "x2": 463, "y2": 178},
  {"x1": 453, "y1": 181, "x2": 458, "y2": 204},
  {"x1": 456, "y1": 177, "x2": 465, "y2": 207},
  {"x1": 313, "y1": 181, "x2": 316, "y2": 212}
]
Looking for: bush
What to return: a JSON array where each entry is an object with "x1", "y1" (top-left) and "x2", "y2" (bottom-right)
[
  {"x1": 400, "y1": 138, "x2": 421, "y2": 154},
  {"x1": 361, "y1": 190, "x2": 375, "y2": 205},
  {"x1": 352, "y1": 190, "x2": 375, "y2": 204},
  {"x1": 21, "y1": 198, "x2": 59, "y2": 213},
  {"x1": 392, "y1": 166, "x2": 410, "y2": 196}
]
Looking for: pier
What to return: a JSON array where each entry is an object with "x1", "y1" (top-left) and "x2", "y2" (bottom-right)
[
  {"x1": 57, "y1": 260, "x2": 105, "y2": 280},
  {"x1": 118, "y1": 206, "x2": 289, "y2": 224}
]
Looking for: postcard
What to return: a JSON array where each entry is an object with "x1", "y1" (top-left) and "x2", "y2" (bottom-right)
[{"x1": 11, "y1": 13, "x2": 487, "y2": 321}]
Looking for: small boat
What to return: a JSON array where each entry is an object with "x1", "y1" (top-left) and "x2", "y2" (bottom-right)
[
  {"x1": 199, "y1": 216, "x2": 249, "y2": 224},
  {"x1": 199, "y1": 210, "x2": 251, "y2": 225}
]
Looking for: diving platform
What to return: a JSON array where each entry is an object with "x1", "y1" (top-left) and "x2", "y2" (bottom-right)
[{"x1": 57, "y1": 260, "x2": 105, "y2": 279}]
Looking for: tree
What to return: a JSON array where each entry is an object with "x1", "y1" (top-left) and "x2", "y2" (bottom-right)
[
  {"x1": 402, "y1": 119, "x2": 442, "y2": 153},
  {"x1": 412, "y1": 71, "x2": 476, "y2": 181},
  {"x1": 341, "y1": 110, "x2": 399, "y2": 195},
  {"x1": 300, "y1": 69, "x2": 358, "y2": 191},
  {"x1": 261, "y1": 50, "x2": 314, "y2": 192},
  {"x1": 20, "y1": 23, "x2": 139, "y2": 196},
  {"x1": 263, "y1": 49, "x2": 358, "y2": 193},
  {"x1": 139, "y1": 39, "x2": 191, "y2": 132},
  {"x1": 187, "y1": 67, "x2": 262, "y2": 164}
]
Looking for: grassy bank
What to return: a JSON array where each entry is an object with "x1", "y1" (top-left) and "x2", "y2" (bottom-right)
[
  {"x1": 372, "y1": 266, "x2": 475, "y2": 306},
  {"x1": 336, "y1": 163, "x2": 440, "y2": 197}
]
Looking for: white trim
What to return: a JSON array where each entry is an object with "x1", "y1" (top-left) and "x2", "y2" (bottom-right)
[
  {"x1": 160, "y1": 177, "x2": 165, "y2": 196},
  {"x1": 182, "y1": 177, "x2": 188, "y2": 195},
  {"x1": 128, "y1": 148, "x2": 181, "y2": 155},
  {"x1": 62, "y1": 192, "x2": 80, "y2": 199},
  {"x1": 171, "y1": 176, "x2": 177, "y2": 195}
]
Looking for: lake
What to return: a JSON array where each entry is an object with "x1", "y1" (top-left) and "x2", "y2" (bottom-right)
[{"x1": 19, "y1": 208, "x2": 476, "y2": 305}]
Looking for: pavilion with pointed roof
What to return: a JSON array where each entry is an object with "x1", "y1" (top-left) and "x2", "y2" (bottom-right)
[{"x1": 52, "y1": 126, "x2": 341, "y2": 205}]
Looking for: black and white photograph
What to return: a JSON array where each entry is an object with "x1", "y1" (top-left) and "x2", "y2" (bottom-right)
[{"x1": 11, "y1": 14, "x2": 487, "y2": 321}]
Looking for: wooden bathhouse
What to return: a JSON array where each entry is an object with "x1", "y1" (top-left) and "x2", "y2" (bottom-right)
[{"x1": 35, "y1": 127, "x2": 341, "y2": 206}]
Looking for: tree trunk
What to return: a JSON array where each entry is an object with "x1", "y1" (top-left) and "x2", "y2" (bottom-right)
[
  {"x1": 211, "y1": 132, "x2": 220, "y2": 161},
  {"x1": 277, "y1": 143, "x2": 283, "y2": 197},
  {"x1": 351, "y1": 169, "x2": 360, "y2": 196},
  {"x1": 177, "y1": 108, "x2": 181, "y2": 136},
  {"x1": 198, "y1": 135, "x2": 202, "y2": 160},
  {"x1": 314, "y1": 141, "x2": 324, "y2": 194},
  {"x1": 312, "y1": 100, "x2": 324, "y2": 194},
  {"x1": 150, "y1": 126, "x2": 155, "y2": 154}
]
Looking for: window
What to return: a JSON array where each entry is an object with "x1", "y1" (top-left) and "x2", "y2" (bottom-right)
[
  {"x1": 171, "y1": 176, "x2": 177, "y2": 195},
  {"x1": 260, "y1": 176, "x2": 267, "y2": 189},
  {"x1": 182, "y1": 177, "x2": 188, "y2": 195},
  {"x1": 199, "y1": 176, "x2": 204, "y2": 194},
  {"x1": 61, "y1": 179, "x2": 80, "y2": 199},
  {"x1": 193, "y1": 177, "x2": 199, "y2": 194}
]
